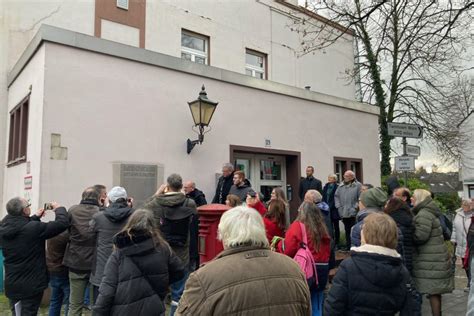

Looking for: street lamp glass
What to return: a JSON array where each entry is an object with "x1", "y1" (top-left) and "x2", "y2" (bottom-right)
[{"x1": 188, "y1": 86, "x2": 218, "y2": 126}]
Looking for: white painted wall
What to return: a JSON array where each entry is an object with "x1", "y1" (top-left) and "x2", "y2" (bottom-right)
[
  {"x1": 101, "y1": 19, "x2": 140, "y2": 47},
  {"x1": 145, "y1": 0, "x2": 356, "y2": 99},
  {"x1": 16, "y1": 43, "x2": 377, "y2": 212},
  {"x1": 3, "y1": 45, "x2": 46, "y2": 212}
]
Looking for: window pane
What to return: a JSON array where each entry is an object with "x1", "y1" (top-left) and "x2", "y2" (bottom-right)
[
  {"x1": 246, "y1": 52, "x2": 264, "y2": 68},
  {"x1": 256, "y1": 72, "x2": 264, "y2": 79},
  {"x1": 235, "y1": 159, "x2": 250, "y2": 179},
  {"x1": 182, "y1": 33, "x2": 205, "y2": 52},
  {"x1": 260, "y1": 160, "x2": 281, "y2": 180},
  {"x1": 245, "y1": 69, "x2": 253, "y2": 76},
  {"x1": 181, "y1": 52, "x2": 192, "y2": 61}
]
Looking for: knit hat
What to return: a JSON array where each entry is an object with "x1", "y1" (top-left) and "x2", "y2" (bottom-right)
[
  {"x1": 360, "y1": 187, "x2": 387, "y2": 208},
  {"x1": 108, "y1": 186, "x2": 127, "y2": 203}
]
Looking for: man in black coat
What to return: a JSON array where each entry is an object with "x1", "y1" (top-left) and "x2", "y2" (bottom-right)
[
  {"x1": 184, "y1": 180, "x2": 208, "y2": 271},
  {"x1": 0, "y1": 198, "x2": 69, "y2": 315},
  {"x1": 299, "y1": 165, "x2": 323, "y2": 200},
  {"x1": 212, "y1": 163, "x2": 234, "y2": 204}
]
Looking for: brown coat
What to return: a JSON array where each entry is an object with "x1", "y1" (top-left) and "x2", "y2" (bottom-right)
[
  {"x1": 62, "y1": 201, "x2": 100, "y2": 271},
  {"x1": 176, "y1": 245, "x2": 311, "y2": 316},
  {"x1": 46, "y1": 230, "x2": 70, "y2": 276}
]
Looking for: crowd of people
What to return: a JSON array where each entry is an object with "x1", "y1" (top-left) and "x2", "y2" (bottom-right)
[{"x1": 0, "y1": 162, "x2": 473, "y2": 315}]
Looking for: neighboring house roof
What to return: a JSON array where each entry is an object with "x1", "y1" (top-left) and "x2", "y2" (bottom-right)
[
  {"x1": 418, "y1": 172, "x2": 463, "y2": 194},
  {"x1": 275, "y1": 0, "x2": 355, "y2": 36}
]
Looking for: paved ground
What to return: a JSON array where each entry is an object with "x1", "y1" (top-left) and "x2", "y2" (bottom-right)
[{"x1": 0, "y1": 256, "x2": 469, "y2": 315}]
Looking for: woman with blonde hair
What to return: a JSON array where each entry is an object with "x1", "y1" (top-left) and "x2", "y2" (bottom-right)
[
  {"x1": 93, "y1": 209, "x2": 184, "y2": 316},
  {"x1": 411, "y1": 189, "x2": 454, "y2": 316}
]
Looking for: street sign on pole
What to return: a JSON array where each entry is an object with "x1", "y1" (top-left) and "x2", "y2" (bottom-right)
[
  {"x1": 395, "y1": 156, "x2": 416, "y2": 172},
  {"x1": 406, "y1": 145, "x2": 421, "y2": 157},
  {"x1": 388, "y1": 122, "x2": 423, "y2": 138}
]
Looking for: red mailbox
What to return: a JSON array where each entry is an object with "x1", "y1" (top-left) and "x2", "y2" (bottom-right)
[{"x1": 198, "y1": 203, "x2": 231, "y2": 264}]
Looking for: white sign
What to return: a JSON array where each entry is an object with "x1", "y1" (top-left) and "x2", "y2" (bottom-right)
[
  {"x1": 395, "y1": 156, "x2": 415, "y2": 171},
  {"x1": 388, "y1": 122, "x2": 423, "y2": 138},
  {"x1": 406, "y1": 145, "x2": 421, "y2": 157}
]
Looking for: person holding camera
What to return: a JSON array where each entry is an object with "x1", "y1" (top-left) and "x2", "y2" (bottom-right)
[
  {"x1": 144, "y1": 174, "x2": 197, "y2": 316},
  {"x1": 0, "y1": 198, "x2": 69, "y2": 315},
  {"x1": 63, "y1": 187, "x2": 101, "y2": 316},
  {"x1": 89, "y1": 186, "x2": 134, "y2": 302}
]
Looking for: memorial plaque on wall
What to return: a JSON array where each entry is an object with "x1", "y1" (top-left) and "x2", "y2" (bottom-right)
[{"x1": 119, "y1": 164, "x2": 159, "y2": 208}]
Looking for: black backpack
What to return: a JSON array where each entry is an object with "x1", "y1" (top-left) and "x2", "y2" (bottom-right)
[
  {"x1": 438, "y1": 214, "x2": 453, "y2": 241},
  {"x1": 160, "y1": 199, "x2": 193, "y2": 247}
]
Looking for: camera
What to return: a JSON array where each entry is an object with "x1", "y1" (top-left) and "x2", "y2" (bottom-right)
[{"x1": 44, "y1": 203, "x2": 54, "y2": 210}]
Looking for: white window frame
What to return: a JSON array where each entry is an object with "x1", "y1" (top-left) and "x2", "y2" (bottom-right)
[
  {"x1": 245, "y1": 49, "x2": 266, "y2": 79},
  {"x1": 181, "y1": 31, "x2": 209, "y2": 65},
  {"x1": 116, "y1": 0, "x2": 129, "y2": 10}
]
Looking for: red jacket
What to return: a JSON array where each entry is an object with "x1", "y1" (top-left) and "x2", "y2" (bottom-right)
[
  {"x1": 249, "y1": 201, "x2": 267, "y2": 217},
  {"x1": 263, "y1": 217, "x2": 284, "y2": 243},
  {"x1": 277, "y1": 220, "x2": 330, "y2": 263}
]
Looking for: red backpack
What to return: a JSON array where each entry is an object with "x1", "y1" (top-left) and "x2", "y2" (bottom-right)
[{"x1": 294, "y1": 222, "x2": 318, "y2": 289}]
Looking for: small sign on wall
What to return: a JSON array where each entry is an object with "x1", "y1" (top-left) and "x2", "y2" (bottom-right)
[
  {"x1": 265, "y1": 139, "x2": 271, "y2": 148},
  {"x1": 24, "y1": 176, "x2": 32, "y2": 190}
]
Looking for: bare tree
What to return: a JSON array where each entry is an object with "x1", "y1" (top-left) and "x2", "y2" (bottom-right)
[{"x1": 286, "y1": 0, "x2": 473, "y2": 175}]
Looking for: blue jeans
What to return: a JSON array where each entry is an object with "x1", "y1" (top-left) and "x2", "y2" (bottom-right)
[
  {"x1": 310, "y1": 289, "x2": 324, "y2": 316},
  {"x1": 49, "y1": 275, "x2": 70, "y2": 316},
  {"x1": 169, "y1": 270, "x2": 190, "y2": 316}
]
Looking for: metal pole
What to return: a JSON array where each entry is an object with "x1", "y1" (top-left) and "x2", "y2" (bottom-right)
[{"x1": 402, "y1": 137, "x2": 408, "y2": 186}]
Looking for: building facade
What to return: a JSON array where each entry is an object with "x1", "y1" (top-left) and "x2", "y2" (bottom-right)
[
  {"x1": 1, "y1": 0, "x2": 379, "y2": 216},
  {"x1": 459, "y1": 111, "x2": 474, "y2": 199}
]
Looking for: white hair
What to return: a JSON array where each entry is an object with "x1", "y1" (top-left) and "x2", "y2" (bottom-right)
[
  {"x1": 305, "y1": 190, "x2": 322, "y2": 203},
  {"x1": 222, "y1": 163, "x2": 234, "y2": 171},
  {"x1": 218, "y1": 206, "x2": 269, "y2": 249},
  {"x1": 412, "y1": 189, "x2": 431, "y2": 206}
]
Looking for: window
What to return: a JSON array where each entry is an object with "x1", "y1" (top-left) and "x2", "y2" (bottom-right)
[
  {"x1": 181, "y1": 30, "x2": 209, "y2": 65},
  {"x1": 245, "y1": 49, "x2": 266, "y2": 79},
  {"x1": 8, "y1": 96, "x2": 29, "y2": 165},
  {"x1": 469, "y1": 185, "x2": 474, "y2": 198},
  {"x1": 116, "y1": 0, "x2": 129, "y2": 10},
  {"x1": 334, "y1": 157, "x2": 363, "y2": 183}
]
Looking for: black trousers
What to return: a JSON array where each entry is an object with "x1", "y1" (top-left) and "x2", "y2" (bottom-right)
[
  {"x1": 9, "y1": 292, "x2": 43, "y2": 316},
  {"x1": 332, "y1": 219, "x2": 340, "y2": 246},
  {"x1": 342, "y1": 217, "x2": 356, "y2": 249}
]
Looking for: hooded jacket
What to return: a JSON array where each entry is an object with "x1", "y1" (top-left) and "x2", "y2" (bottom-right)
[
  {"x1": 451, "y1": 208, "x2": 472, "y2": 258},
  {"x1": 412, "y1": 197, "x2": 454, "y2": 294},
  {"x1": 325, "y1": 244, "x2": 411, "y2": 315},
  {"x1": 388, "y1": 204, "x2": 415, "y2": 272},
  {"x1": 351, "y1": 208, "x2": 405, "y2": 258},
  {"x1": 90, "y1": 201, "x2": 134, "y2": 286},
  {"x1": 317, "y1": 201, "x2": 334, "y2": 239},
  {"x1": 228, "y1": 183, "x2": 253, "y2": 202},
  {"x1": 0, "y1": 207, "x2": 69, "y2": 300},
  {"x1": 144, "y1": 192, "x2": 196, "y2": 265},
  {"x1": 186, "y1": 189, "x2": 207, "y2": 207},
  {"x1": 93, "y1": 230, "x2": 185, "y2": 316}
]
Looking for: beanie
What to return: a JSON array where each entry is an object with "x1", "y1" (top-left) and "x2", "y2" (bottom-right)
[{"x1": 360, "y1": 187, "x2": 388, "y2": 208}]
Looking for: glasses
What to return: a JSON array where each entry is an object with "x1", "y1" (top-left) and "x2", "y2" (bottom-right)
[{"x1": 25, "y1": 203, "x2": 31, "y2": 208}]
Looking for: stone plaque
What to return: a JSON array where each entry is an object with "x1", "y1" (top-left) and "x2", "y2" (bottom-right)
[{"x1": 117, "y1": 164, "x2": 161, "y2": 208}]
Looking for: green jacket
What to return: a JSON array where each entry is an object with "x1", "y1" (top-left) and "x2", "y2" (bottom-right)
[{"x1": 412, "y1": 197, "x2": 454, "y2": 294}]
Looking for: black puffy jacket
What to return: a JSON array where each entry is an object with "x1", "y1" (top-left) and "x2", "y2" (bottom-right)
[
  {"x1": 325, "y1": 245, "x2": 411, "y2": 315},
  {"x1": 93, "y1": 231, "x2": 185, "y2": 316},
  {"x1": 0, "y1": 207, "x2": 69, "y2": 300},
  {"x1": 388, "y1": 205, "x2": 415, "y2": 272}
]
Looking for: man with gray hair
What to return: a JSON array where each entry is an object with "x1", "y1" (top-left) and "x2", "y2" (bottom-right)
[
  {"x1": 334, "y1": 170, "x2": 362, "y2": 251},
  {"x1": 304, "y1": 190, "x2": 334, "y2": 238},
  {"x1": 0, "y1": 198, "x2": 68, "y2": 315},
  {"x1": 144, "y1": 173, "x2": 197, "y2": 316},
  {"x1": 176, "y1": 206, "x2": 311, "y2": 315},
  {"x1": 212, "y1": 163, "x2": 235, "y2": 204}
]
